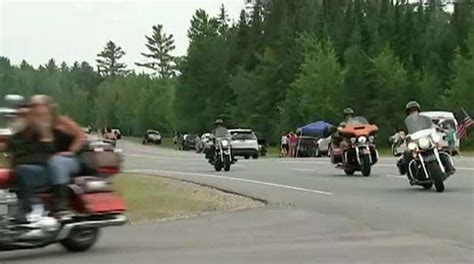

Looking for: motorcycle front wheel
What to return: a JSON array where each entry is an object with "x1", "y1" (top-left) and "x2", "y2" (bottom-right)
[
  {"x1": 426, "y1": 161, "x2": 445, "y2": 193},
  {"x1": 60, "y1": 228, "x2": 100, "y2": 252},
  {"x1": 223, "y1": 156, "x2": 231, "y2": 171},
  {"x1": 361, "y1": 155, "x2": 371, "y2": 176}
]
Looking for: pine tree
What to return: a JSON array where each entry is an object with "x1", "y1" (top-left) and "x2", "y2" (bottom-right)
[
  {"x1": 96, "y1": 41, "x2": 128, "y2": 77},
  {"x1": 136, "y1": 24, "x2": 176, "y2": 78}
]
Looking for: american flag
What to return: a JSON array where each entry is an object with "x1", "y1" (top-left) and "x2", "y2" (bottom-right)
[{"x1": 456, "y1": 109, "x2": 474, "y2": 140}]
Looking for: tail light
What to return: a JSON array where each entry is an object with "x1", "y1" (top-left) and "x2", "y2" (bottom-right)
[{"x1": 98, "y1": 167, "x2": 120, "y2": 175}]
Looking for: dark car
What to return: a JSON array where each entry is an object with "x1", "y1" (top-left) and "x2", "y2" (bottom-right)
[
  {"x1": 254, "y1": 131, "x2": 267, "y2": 157},
  {"x1": 296, "y1": 136, "x2": 318, "y2": 157},
  {"x1": 181, "y1": 134, "x2": 197, "y2": 150},
  {"x1": 142, "y1": 130, "x2": 162, "y2": 145}
]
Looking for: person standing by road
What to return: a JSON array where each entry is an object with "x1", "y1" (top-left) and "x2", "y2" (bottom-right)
[
  {"x1": 288, "y1": 132, "x2": 298, "y2": 158},
  {"x1": 280, "y1": 132, "x2": 288, "y2": 157}
]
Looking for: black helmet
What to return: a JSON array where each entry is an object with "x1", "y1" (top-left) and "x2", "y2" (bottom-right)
[
  {"x1": 215, "y1": 119, "x2": 224, "y2": 125},
  {"x1": 343, "y1": 107, "x2": 354, "y2": 116},
  {"x1": 405, "y1": 101, "x2": 421, "y2": 115}
]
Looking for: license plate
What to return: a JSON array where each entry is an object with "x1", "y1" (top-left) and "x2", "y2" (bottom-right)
[{"x1": 0, "y1": 204, "x2": 8, "y2": 215}]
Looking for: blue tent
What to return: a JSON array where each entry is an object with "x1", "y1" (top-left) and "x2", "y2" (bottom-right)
[{"x1": 296, "y1": 121, "x2": 332, "y2": 136}]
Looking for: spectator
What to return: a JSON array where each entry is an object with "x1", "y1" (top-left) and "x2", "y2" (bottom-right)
[
  {"x1": 289, "y1": 132, "x2": 298, "y2": 158},
  {"x1": 280, "y1": 132, "x2": 288, "y2": 157}
]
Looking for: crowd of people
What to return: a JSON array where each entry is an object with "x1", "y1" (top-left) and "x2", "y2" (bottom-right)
[
  {"x1": 280, "y1": 132, "x2": 298, "y2": 158},
  {"x1": 0, "y1": 95, "x2": 85, "y2": 224}
]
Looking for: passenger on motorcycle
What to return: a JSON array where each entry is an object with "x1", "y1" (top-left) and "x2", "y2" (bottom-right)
[
  {"x1": 0, "y1": 102, "x2": 54, "y2": 223},
  {"x1": 30, "y1": 95, "x2": 86, "y2": 217},
  {"x1": 397, "y1": 101, "x2": 455, "y2": 177}
]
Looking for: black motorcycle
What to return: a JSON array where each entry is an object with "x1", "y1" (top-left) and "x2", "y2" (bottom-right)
[{"x1": 401, "y1": 114, "x2": 455, "y2": 192}]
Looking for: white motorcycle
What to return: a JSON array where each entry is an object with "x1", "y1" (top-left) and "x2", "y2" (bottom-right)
[
  {"x1": 210, "y1": 138, "x2": 234, "y2": 172},
  {"x1": 402, "y1": 114, "x2": 455, "y2": 192}
]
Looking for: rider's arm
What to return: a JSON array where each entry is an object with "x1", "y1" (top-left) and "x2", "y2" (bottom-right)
[{"x1": 57, "y1": 116, "x2": 86, "y2": 154}]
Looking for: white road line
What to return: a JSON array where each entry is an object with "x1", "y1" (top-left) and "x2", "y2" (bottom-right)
[
  {"x1": 290, "y1": 168, "x2": 315, "y2": 172},
  {"x1": 125, "y1": 169, "x2": 333, "y2": 196}
]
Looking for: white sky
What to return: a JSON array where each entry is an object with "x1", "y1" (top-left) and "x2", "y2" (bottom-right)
[{"x1": 0, "y1": 0, "x2": 245, "y2": 70}]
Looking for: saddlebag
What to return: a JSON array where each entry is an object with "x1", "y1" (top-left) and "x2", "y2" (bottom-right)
[{"x1": 78, "y1": 142, "x2": 121, "y2": 176}]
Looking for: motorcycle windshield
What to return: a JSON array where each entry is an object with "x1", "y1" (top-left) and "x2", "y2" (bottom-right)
[
  {"x1": 347, "y1": 116, "x2": 370, "y2": 126},
  {"x1": 405, "y1": 114, "x2": 434, "y2": 134}
]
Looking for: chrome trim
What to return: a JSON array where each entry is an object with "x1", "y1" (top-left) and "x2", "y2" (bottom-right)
[
  {"x1": 355, "y1": 147, "x2": 361, "y2": 165},
  {"x1": 419, "y1": 154, "x2": 430, "y2": 179},
  {"x1": 433, "y1": 148, "x2": 446, "y2": 174},
  {"x1": 56, "y1": 214, "x2": 127, "y2": 240}
]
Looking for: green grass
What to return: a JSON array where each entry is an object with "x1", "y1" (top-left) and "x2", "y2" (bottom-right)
[{"x1": 114, "y1": 174, "x2": 261, "y2": 223}]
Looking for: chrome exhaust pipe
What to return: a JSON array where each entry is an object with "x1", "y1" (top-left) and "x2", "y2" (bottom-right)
[{"x1": 57, "y1": 214, "x2": 127, "y2": 240}]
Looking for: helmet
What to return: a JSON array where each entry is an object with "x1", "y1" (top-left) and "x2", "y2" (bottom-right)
[
  {"x1": 343, "y1": 108, "x2": 354, "y2": 116},
  {"x1": 405, "y1": 101, "x2": 421, "y2": 115},
  {"x1": 214, "y1": 119, "x2": 224, "y2": 125}
]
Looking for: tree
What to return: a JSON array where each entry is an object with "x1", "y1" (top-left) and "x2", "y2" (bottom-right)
[
  {"x1": 187, "y1": 9, "x2": 219, "y2": 44},
  {"x1": 136, "y1": 24, "x2": 176, "y2": 78},
  {"x1": 217, "y1": 4, "x2": 230, "y2": 35},
  {"x1": 96, "y1": 41, "x2": 128, "y2": 77}
]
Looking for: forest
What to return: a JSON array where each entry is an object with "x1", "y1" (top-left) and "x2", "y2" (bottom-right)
[{"x1": 0, "y1": 0, "x2": 473, "y2": 147}]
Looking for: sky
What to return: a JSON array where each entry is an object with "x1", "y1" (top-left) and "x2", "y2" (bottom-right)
[{"x1": 0, "y1": 0, "x2": 245, "y2": 70}]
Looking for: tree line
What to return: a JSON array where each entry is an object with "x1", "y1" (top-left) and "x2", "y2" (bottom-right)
[{"x1": 0, "y1": 0, "x2": 473, "y2": 147}]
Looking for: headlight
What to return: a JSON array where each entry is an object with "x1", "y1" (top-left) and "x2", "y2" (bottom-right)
[
  {"x1": 408, "y1": 142, "x2": 418, "y2": 151},
  {"x1": 350, "y1": 137, "x2": 356, "y2": 144},
  {"x1": 418, "y1": 137, "x2": 431, "y2": 149},
  {"x1": 432, "y1": 133, "x2": 441, "y2": 143},
  {"x1": 221, "y1": 139, "x2": 229, "y2": 147},
  {"x1": 369, "y1": 136, "x2": 375, "y2": 142},
  {"x1": 358, "y1": 136, "x2": 367, "y2": 144}
]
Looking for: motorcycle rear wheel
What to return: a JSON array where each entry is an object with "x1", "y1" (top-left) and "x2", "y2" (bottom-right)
[
  {"x1": 60, "y1": 228, "x2": 100, "y2": 252},
  {"x1": 214, "y1": 160, "x2": 223, "y2": 171}
]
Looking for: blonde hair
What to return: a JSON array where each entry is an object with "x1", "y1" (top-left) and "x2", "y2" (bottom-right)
[{"x1": 30, "y1": 95, "x2": 59, "y2": 122}]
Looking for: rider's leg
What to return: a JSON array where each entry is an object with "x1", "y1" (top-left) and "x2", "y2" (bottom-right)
[
  {"x1": 14, "y1": 165, "x2": 49, "y2": 222},
  {"x1": 48, "y1": 155, "x2": 80, "y2": 212}
]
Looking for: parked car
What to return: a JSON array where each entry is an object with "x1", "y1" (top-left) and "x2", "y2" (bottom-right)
[
  {"x1": 196, "y1": 133, "x2": 213, "y2": 153},
  {"x1": 181, "y1": 134, "x2": 197, "y2": 150},
  {"x1": 254, "y1": 131, "x2": 267, "y2": 157},
  {"x1": 143, "y1": 130, "x2": 162, "y2": 145},
  {"x1": 420, "y1": 111, "x2": 460, "y2": 155},
  {"x1": 315, "y1": 136, "x2": 332, "y2": 157},
  {"x1": 228, "y1": 129, "x2": 259, "y2": 159},
  {"x1": 111, "y1": 128, "x2": 122, "y2": 140}
]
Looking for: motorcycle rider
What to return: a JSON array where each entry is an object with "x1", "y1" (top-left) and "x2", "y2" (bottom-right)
[
  {"x1": 397, "y1": 101, "x2": 455, "y2": 177},
  {"x1": 331, "y1": 108, "x2": 355, "y2": 163},
  {"x1": 207, "y1": 119, "x2": 230, "y2": 160}
]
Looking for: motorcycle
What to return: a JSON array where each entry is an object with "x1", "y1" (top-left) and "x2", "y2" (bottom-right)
[
  {"x1": 209, "y1": 138, "x2": 234, "y2": 172},
  {"x1": 331, "y1": 116, "x2": 379, "y2": 176},
  {"x1": 400, "y1": 114, "x2": 454, "y2": 192},
  {"x1": 0, "y1": 102, "x2": 127, "y2": 252},
  {"x1": 389, "y1": 131, "x2": 406, "y2": 157}
]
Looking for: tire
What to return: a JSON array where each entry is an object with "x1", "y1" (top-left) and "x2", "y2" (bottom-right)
[
  {"x1": 223, "y1": 156, "x2": 231, "y2": 171},
  {"x1": 60, "y1": 228, "x2": 100, "y2": 252},
  {"x1": 361, "y1": 155, "x2": 371, "y2": 177},
  {"x1": 422, "y1": 182, "x2": 433, "y2": 190},
  {"x1": 244, "y1": 155, "x2": 250, "y2": 160},
  {"x1": 426, "y1": 161, "x2": 445, "y2": 193},
  {"x1": 434, "y1": 180, "x2": 445, "y2": 192},
  {"x1": 252, "y1": 154, "x2": 259, "y2": 159},
  {"x1": 344, "y1": 168, "x2": 355, "y2": 175},
  {"x1": 142, "y1": 140, "x2": 146, "y2": 145},
  {"x1": 214, "y1": 159, "x2": 222, "y2": 171},
  {"x1": 315, "y1": 146, "x2": 321, "y2": 157}
]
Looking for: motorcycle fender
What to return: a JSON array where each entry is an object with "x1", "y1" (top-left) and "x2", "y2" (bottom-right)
[{"x1": 74, "y1": 192, "x2": 126, "y2": 214}]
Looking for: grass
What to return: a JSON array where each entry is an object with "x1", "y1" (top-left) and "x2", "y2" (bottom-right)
[{"x1": 114, "y1": 174, "x2": 262, "y2": 223}]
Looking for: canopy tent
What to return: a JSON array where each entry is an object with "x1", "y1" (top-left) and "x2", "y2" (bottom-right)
[
  {"x1": 295, "y1": 121, "x2": 333, "y2": 157},
  {"x1": 296, "y1": 121, "x2": 332, "y2": 136}
]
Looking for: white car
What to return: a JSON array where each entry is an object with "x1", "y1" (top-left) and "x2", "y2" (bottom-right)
[
  {"x1": 315, "y1": 136, "x2": 332, "y2": 157},
  {"x1": 228, "y1": 129, "x2": 259, "y2": 159},
  {"x1": 420, "y1": 111, "x2": 460, "y2": 154}
]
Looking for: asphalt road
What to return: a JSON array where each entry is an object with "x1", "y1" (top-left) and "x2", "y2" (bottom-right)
[{"x1": 1, "y1": 141, "x2": 473, "y2": 263}]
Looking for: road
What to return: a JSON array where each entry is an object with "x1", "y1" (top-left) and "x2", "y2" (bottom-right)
[{"x1": 1, "y1": 140, "x2": 473, "y2": 263}]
